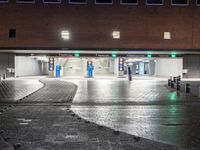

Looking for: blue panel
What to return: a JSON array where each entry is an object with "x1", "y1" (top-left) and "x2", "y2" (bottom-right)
[
  {"x1": 56, "y1": 65, "x2": 61, "y2": 77},
  {"x1": 87, "y1": 64, "x2": 93, "y2": 77}
]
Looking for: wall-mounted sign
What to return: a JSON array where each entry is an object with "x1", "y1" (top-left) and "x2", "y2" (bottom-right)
[
  {"x1": 118, "y1": 58, "x2": 124, "y2": 71},
  {"x1": 59, "y1": 54, "x2": 73, "y2": 57},
  {"x1": 96, "y1": 54, "x2": 110, "y2": 57},
  {"x1": 126, "y1": 54, "x2": 145, "y2": 57},
  {"x1": 49, "y1": 57, "x2": 54, "y2": 71}
]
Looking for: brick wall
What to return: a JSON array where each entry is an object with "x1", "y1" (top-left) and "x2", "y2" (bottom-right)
[{"x1": 0, "y1": 0, "x2": 199, "y2": 50}]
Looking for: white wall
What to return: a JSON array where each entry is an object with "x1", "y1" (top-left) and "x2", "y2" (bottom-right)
[
  {"x1": 155, "y1": 58, "x2": 183, "y2": 78},
  {"x1": 114, "y1": 58, "x2": 119, "y2": 76},
  {"x1": 109, "y1": 59, "x2": 114, "y2": 73},
  {"x1": 0, "y1": 53, "x2": 15, "y2": 76},
  {"x1": 15, "y1": 56, "x2": 47, "y2": 77},
  {"x1": 149, "y1": 60, "x2": 156, "y2": 76}
]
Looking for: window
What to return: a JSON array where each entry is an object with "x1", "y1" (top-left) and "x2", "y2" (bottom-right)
[
  {"x1": 17, "y1": 0, "x2": 35, "y2": 3},
  {"x1": 121, "y1": 0, "x2": 138, "y2": 5},
  {"x1": 0, "y1": 0, "x2": 8, "y2": 3},
  {"x1": 95, "y1": 0, "x2": 112, "y2": 4},
  {"x1": 197, "y1": 0, "x2": 200, "y2": 6},
  {"x1": 69, "y1": 0, "x2": 87, "y2": 4},
  {"x1": 9, "y1": 29, "x2": 16, "y2": 38},
  {"x1": 146, "y1": 0, "x2": 163, "y2": 5},
  {"x1": 43, "y1": 0, "x2": 61, "y2": 4},
  {"x1": 171, "y1": 0, "x2": 188, "y2": 5}
]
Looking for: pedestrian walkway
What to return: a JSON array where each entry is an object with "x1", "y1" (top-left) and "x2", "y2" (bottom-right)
[{"x1": 0, "y1": 79, "x2": 43, "y2": 103}]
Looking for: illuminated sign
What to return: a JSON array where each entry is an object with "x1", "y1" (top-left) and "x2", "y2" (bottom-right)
[
  {"x1": 112, "y1": 51, "x2": 117, "y2": 58},
  {"x1": 49, "y1": 57, "x2": 54, "y2": 71},
  {"x1": 171, "y1": 52, "x2": 177, "y2": 58},
  {"x1": 74, "y1": 51, "x2": 80, "y2": 57},
  {"x1": 118, "y1": 58, "x2": 124, "y2": 71}
]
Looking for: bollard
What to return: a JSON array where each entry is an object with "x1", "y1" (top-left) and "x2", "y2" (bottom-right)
[
  {"x1": 173, "y1": 77, "x2": 177, "y2": 84},
  {"x1": 168, "y1": 79, "x2": 171, "y2": 86},
  {"x1": 129, "y1": 75, "x2": 132, "y2": 81},
  {"x1": 113, "y1": 130, "x2": 120, "y2": 135},
  {"x1": 4, "y1": 136, "x2": 10, "y2": 141},
  {"x1": 3, "y1": 74, "x2": 6, "y2": 80},
  {"x1": 177, "y1": 75, "x2": 181, "y2": 82},
  {"x1": 98, "y1": 125, "x2": 103, "y2": 129},
  {"x1": 176, "y1": 81, "x2": 180, "y2": 91},
  {"x1": 171, "y1": 81, "x2": 174, "y2": 88},
  {"x1": 14, "y1": 143, "x2": 22, "y2": 149},
  {"x1": 186, "y1": 84, "x2": 190, "y2": 94},
  {"x1": 199, "y1": 87, "x2": 200, "y2": 98},
  {"x1": 134, "y1": 136, "x2": 140, "y2": 142}
]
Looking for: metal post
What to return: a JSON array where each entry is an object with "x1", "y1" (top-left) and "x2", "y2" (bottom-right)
[
  {"x1": 171, "y1": 81, "x2": 174, "y2": 88},
  {"x1": 176, "y1": 81, "x2": 180, "y2": 91},
  {"x1": 3, "y1": 74, "x2": 6, "y2": 80},
  {"x1": 173, "y1": 77, "x2": 177, "y2": 84},
  {"x1": 168, "y1": 79, "x2": 171, "y2": 86},
  {"x1": 186, "y1": 84, "x2": 190, "y2": 94}
]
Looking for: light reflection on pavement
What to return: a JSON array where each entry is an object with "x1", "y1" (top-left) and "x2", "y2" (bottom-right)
[{"x1": 63, "y1": 79, "x2": 200, "y2": 149}]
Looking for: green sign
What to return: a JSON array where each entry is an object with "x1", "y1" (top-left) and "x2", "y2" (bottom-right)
[
  {"x1": 146, "y1": 52, "x2": 152, "y2": 58},
  {"x1": 171, "y1": 52, "x2": 177, "y2": 58},
  {"x1": 111, "y1": 51, "x2": 117, "y2": 58},
  {"x1": 74, "y1": 51, "x2": 80, "y2": 57}
]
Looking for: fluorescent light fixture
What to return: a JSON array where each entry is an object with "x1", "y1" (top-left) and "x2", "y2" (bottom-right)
[
  {"x1": 112, "y1": 31, "x2": 120, "y2": 39},
  {"x1": 61, "y1": 30, "x2": 70, "y2": 40},
  {"x1": 36, "y1": 56, "x2": 48, "y2": 62},
  {"x1": 164, "y1": 32, "x2": 171, "y2": 40}
]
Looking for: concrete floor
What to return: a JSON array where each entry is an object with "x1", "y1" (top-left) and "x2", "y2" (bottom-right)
[{"x1": 0, "y1": 77, "x2": 200, "y2": 150}]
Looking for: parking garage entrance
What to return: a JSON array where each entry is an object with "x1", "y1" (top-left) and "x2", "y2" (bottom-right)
[
  {"x1": 124, "y1": 58, "x2": 156, "y2": 77},
  {"x1": 52, "y1": 57, "x2": 157, "y2": 78},
  {"x1": 54, "y1": 57, "x2": 116, "y2": 77},
  {"x1": 14, "y1": 55, "x2": 183, "y2": 79}
]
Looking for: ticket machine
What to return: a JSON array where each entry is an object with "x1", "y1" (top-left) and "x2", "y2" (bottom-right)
[
  {"x1": 87, "y1": 61, "x2": 93, "y2": 78},
  {"x1": 56, "y1": 65, "x2": 61, "y2": 77}
]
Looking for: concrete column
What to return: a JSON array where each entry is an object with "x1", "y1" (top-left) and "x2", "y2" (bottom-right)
[
  {"x1": 109, "y1": 59, "x2": 114, "y2": 73},
  {"x1": 139, "y1": 62, "x2": 144, "y2": 75},
  {"x1": 149, "y1": 60, "x2": 155, "y2": 76},
  {"x1": 114, "y1": 58, "x2": 118, "y2": 76}
]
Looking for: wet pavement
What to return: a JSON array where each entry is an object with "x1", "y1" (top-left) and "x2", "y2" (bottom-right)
[
  {"x1": 180, "y1": 80, "x2": 200, "y2": 97},
  {"x1": 0, "y1": 77, "x2": 200, "y2": 150},
  {"x1": 66, "y1": 78, "x2": 200, "y2": 149},
  {"x1": 72, "y1": 105, "x2": 200, "y2": 149},
  {"x1": 69, "y1": 79, "x2": 200, "y2": 105},
  {"x1": 0, "y1": 78, "x2": 188, "y2": 150}
]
